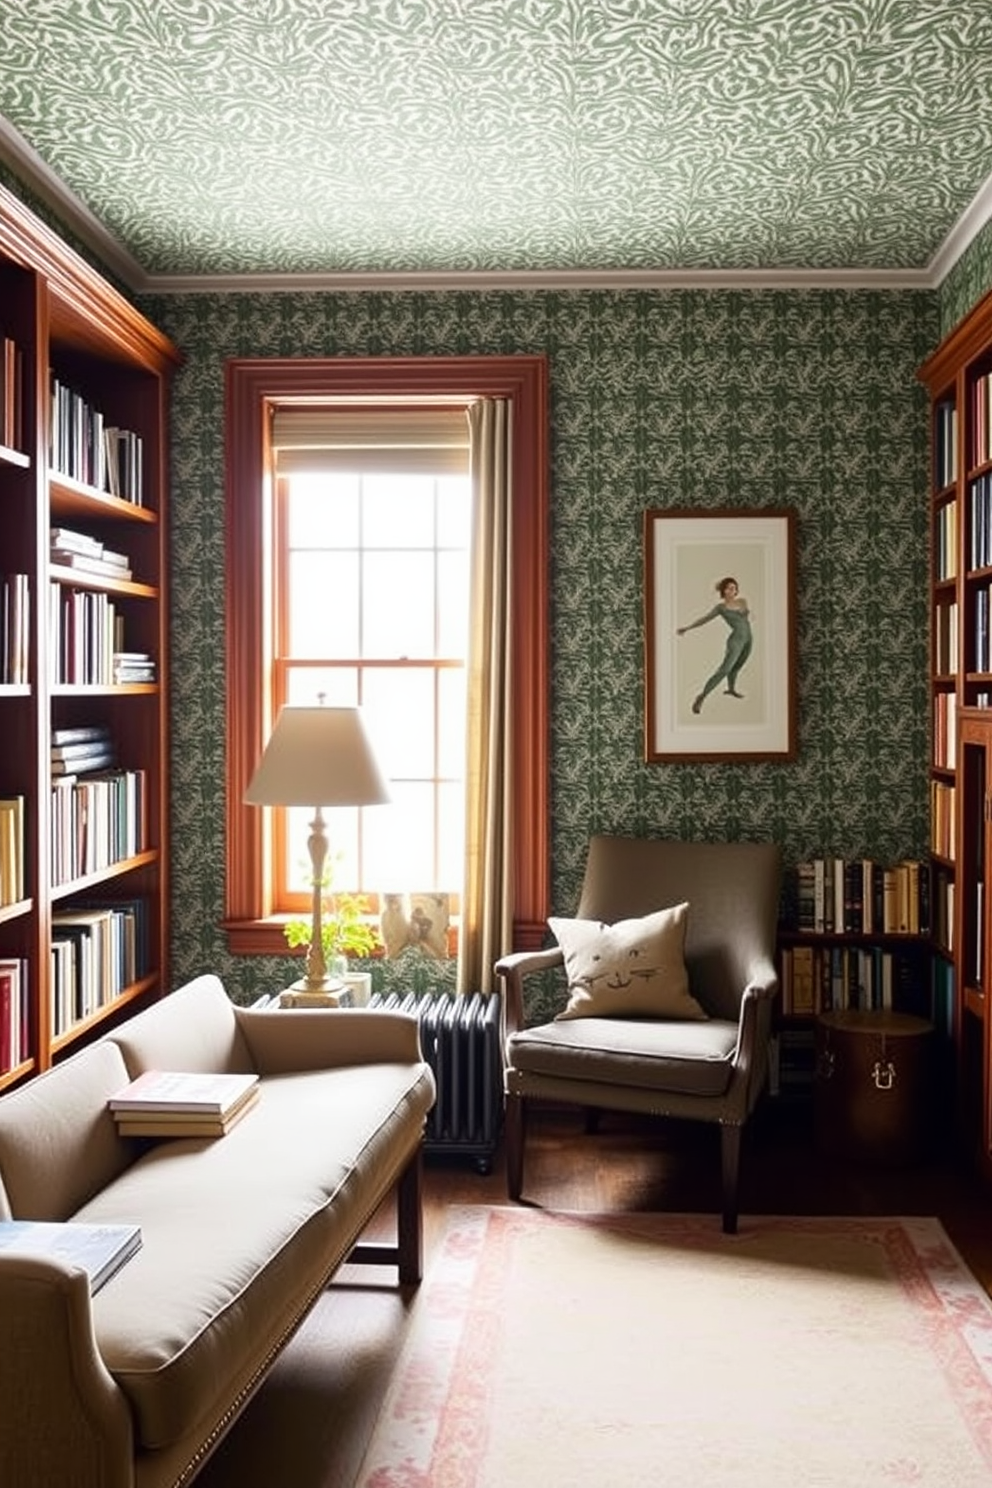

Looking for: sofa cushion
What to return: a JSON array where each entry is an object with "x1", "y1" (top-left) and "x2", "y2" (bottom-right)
[
  {"x1": 73, "y1": 1059, "x2": 434, "y2": 1451},
  {"x1": 0, "y1": 1041, "x2": 134, "y2": 1220},
  {"x1": 551, "y1": 904, "x2": 707, "y2": 1023}
]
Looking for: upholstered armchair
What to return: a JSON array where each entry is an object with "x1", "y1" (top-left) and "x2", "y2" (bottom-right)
[{"x1": 495, "y1": 835, "x2": 782, "y2": 1233}]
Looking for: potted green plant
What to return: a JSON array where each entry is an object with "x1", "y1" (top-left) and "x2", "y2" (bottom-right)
[{"x1": 283, "y1": 883, "x2": 381, "y2": 979}]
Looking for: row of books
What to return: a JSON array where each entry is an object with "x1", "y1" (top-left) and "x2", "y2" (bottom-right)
[
  {"x1": 931, "y1": 779, "x2": 956, "y2": 861},
  {"x1": 975, "y1": 584, "x2": 991, "y2": 674},
  {"x1": 0, "y1": 335, "x2": 23, "y2": 452},
  {"x1": 972, "y1": 370, "x2": 992, "y2": 470},
  {"x1": 0, "y1": 796, "x2": 24, "y2": 907},
  {"x1": 790, "y1": 858, "x2": 929, "y2": 936},
  {"x1": 50, "y1": 585, "x2": 155, "y2": 688},
  {"x1": 50, "y1": 583, "x2": 123, "y2": 687},
  {"x1": 931, "y1": 866, "x2": 955, "y2": 953},
  {"x1": 49, "y1": 374, "x2": 144, "y2": 504},
  {"x1": 934, "y1": 398, "x2": 957, "y2": 492},
  {"x1": 934, "y1": 596, "x2": 959, "y2": 675},
  {"x1": 50, "y1": 899, "x2": 148, "y2": 1037},
  {"x1": 50, "y1": 768, "x2": 148, "y2": 888},
  {"x1": 51, "y1": 525, "x2": 132, "y2": 582},
  {"x1": 933, "y1": 690, "x2": 957, "y2": 771},
  {"x1": 108, "y1": 1069, "x2": 260, "y2": 1138},
  {"x1": 0, "y1": 957, "x2": 28, "y2": 1073},
  {"x1": 934, "y1": 495, "x2": 957, "y2": 581},
  {"x1": 780, "y1": 942, "x2": 928, "y2": 1018},
  {"x1": 0, "y1": 572, "x2": 29, "y2": 685},
  {"x1": 968, "y1": 473, "x2": 992, "y2": 571}
]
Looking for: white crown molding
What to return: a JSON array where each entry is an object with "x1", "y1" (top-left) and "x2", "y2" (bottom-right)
[
  {"x1": 0, "y1": 115, "x2": 146, "y2": 289},
  {"x1": 140, "y1": 265, "x2": 932, "y2": 294},
  {"x1": 1, "y1": 112, "x2": 989, "y2": 297},
  {"x1": 928, "y1": 170, "x2": 992, "y2": 286}
]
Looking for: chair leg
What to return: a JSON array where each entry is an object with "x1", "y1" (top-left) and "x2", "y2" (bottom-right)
[
  {"x1": 721, "y1": 1123, "x2": 742, "y2": 1235},
  {"x1": 505, "y1": 1093, "x2": 526, "y2": 1201}
]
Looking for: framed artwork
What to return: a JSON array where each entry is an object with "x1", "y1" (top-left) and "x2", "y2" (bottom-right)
[{"x1": 644, "y1": 508, "x2": 797, "y2": 762}]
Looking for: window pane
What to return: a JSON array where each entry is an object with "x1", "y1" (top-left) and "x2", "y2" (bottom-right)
[
  {"x1": 288, "y1": 473, "x2": 360, "y2": 547},
  {"x1": 437, "y1": 668, "x2": 466, "y2": 778},
  {"x1": 437, "y1": 780, "x2": 464, "y2": 888},
  {"x1": 288, "y1": 553, "x2": 359, "y2": 655},
  {"x1": 363, "y1": 475, "x2": 435, "y2": 548},
  {"x1": 286, "y1": 667, "x2": 358, "y2": 706},
  {"x1": 374, "y1": 781, "x2": 436, "y2": 886},
  {"x1": 437, "y1": 550, "x2": 468, "y2": 656},
  {"x1": 361, "y1": 667, "x2": 435, "y2": 779},
  {"x1": 284, "y1": 805, "x2": 360, "y2": 895},
  {"x1": 437, "y1": 476, "x2": 472, "y2": 548},
  {"x1": 362, "y1": 552, "x2": 435, "y2": 656}
]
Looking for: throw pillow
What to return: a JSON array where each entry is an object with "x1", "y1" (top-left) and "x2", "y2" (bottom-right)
[{"x1": 551, "y1": 902, "x2": 707, "y2": 1021}]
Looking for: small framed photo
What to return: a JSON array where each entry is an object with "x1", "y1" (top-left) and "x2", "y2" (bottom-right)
[{"x1": 644, "y1": 508, "x2": 797, "y2": 762}]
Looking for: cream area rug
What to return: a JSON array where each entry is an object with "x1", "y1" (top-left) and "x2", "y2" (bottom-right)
[{"x1": 355, "y1": 1208, "x2": 992, "y2": 1487}]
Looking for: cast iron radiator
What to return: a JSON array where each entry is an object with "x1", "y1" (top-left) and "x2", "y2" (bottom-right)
[{"x1": 367, "y1": 990, "x2": 503, "y2": 1172}]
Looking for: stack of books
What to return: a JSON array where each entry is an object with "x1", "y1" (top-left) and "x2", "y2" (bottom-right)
[
  {"x1": 51, "y1": 724, "x2": 115, "y2": 777},
  {"x1": 50, "y1": 526, "x2": 132, "y2": 582},
  {"x1": 113, "y1": 651, "x2": 155, "y2": 684},
  {"x1": 108, "y1": 1070, "x2": 260, "y2": 1138}
]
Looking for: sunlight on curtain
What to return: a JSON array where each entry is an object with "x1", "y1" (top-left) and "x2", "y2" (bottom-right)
[{"x1": 457, "y1": 398, "x2": 514, "y2": 994}]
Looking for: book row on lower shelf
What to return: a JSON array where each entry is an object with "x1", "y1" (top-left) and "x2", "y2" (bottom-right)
[
  {"x1": 779, "y1": 941, "x2": 929, "y2": 1019},
  {"x1": 0, "y1": 956, "x2": 28, "y2": 1074},
  {"x1": 51, "y1": 768, "x2": 148, "y2": 887},
  {"x1": 0, "y1": 571, "x2": 28, "y2": 685},
  {"x1": 786, "y1": 857, "x2": 929, "y2": 936},
  {"x1": 50, "y1": 584, "x2": 156, "y2": 687},
  {"x1": 50, "y1": 899, "x2": 148, "y2": 1039}
]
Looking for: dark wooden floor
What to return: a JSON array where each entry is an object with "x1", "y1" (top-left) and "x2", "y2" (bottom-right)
[{"x1": 417, "y1": 1096, "x2": 992, "y2": 1292}]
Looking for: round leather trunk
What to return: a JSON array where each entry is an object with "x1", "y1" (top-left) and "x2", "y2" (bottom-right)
[{"x1": 813, "y1": 1009, "x2": 934, "y2": 1166}]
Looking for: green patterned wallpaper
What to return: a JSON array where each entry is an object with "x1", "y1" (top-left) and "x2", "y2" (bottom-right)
[{"x1": 140, "y1": 285, "x2": 938, "y2": 1004}]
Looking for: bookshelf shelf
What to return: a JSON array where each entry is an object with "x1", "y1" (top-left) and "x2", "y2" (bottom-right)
[{"x1": 0, "y1": 181, "x2": 179, "y2": 1085}]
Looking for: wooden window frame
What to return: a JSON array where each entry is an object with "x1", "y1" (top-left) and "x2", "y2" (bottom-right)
[{"x1": 223, "y1": 355, "x2": 550, "y2": 956}]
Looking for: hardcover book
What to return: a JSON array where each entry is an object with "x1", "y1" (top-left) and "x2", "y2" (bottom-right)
[
  {"x1": 0, "y1": 1220, "x2": 141, "y2": 1293},
  {"x1": 108, "y1": 1069, "x2": 259, "y2": 1116}
]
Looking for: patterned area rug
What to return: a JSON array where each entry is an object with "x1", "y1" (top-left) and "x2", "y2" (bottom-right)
[{"x1": 356, "y1": 1208, "x2": 992, "y2": 1487}]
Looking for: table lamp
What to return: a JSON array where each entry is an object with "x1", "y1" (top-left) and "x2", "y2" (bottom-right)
[{"x1": 244, "y1": 704, "x2": 390, "y2": 1005}]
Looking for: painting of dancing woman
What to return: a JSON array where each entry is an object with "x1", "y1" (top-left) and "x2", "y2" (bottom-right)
[{"x1": 677, "y1": 576, "x2": 752, "y2": 715}]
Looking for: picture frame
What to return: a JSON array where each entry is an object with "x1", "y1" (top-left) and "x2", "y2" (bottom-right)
[{"x1": 644, "y1": 508, "x2": 797, "y2": 762}]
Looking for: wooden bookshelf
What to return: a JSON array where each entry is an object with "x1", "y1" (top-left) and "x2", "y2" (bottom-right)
[
  {"x1": 0, "y1": 182, "x2": 179, "y2": 1090},
  {"x1": 920, "y1": 289, "x2": 992, "y2": 1178}
]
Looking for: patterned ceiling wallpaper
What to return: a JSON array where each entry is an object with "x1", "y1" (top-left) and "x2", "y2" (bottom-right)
[
  {"x1": 139, "y1": 281, "x2": 939, "y2": 1009},
  {"x1": 3, "y1": 0, "x2": 992, "y2": 276}
]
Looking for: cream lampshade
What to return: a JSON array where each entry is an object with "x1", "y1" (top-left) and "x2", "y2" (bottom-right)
[{"x1": 244, "y1": 705, "x2": 390, "y2": 1003}]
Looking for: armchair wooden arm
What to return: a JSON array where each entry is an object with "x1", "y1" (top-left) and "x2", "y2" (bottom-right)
[{"x1": 494, "y1": 947, "x2": 564, "y2": 1037}]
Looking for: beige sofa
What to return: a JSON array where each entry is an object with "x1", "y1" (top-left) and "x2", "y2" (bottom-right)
[{"x1": 0, "y1": 974, "x2": 436, "y2": 1488}]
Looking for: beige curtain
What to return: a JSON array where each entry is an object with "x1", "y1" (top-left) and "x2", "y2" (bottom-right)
[{"x1": 457, "y1": 398, "x2": 514, "y2": 994}]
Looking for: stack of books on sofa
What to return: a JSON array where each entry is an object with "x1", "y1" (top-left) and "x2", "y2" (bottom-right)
[{"x1": 108, "y1": 1070, "x2": 259, "y2": 1137}]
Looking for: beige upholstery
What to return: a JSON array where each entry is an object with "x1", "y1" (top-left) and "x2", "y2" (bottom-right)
[
  {"x1": 496, "y1": 836, "x2": 781, "y2": 1233},
  {"x1": 0, "y1": 975, "x2": 436, "y2": 1488}
]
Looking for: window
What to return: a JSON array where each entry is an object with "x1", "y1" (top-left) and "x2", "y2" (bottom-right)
[
  {"x1": 272, "y1": 408, "x2": 471, "y2": 910},
  {"x1": 223, "y1": 356, "x2": 550, "y2": 956}
]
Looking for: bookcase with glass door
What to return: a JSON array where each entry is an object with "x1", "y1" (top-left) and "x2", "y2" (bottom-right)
[
  {"x1": 0, "y1": 181, "x2": 179, "y2": 1092},
  {"x1": 919, "y1": 287, "x2": 992, "y2": 1179}
]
